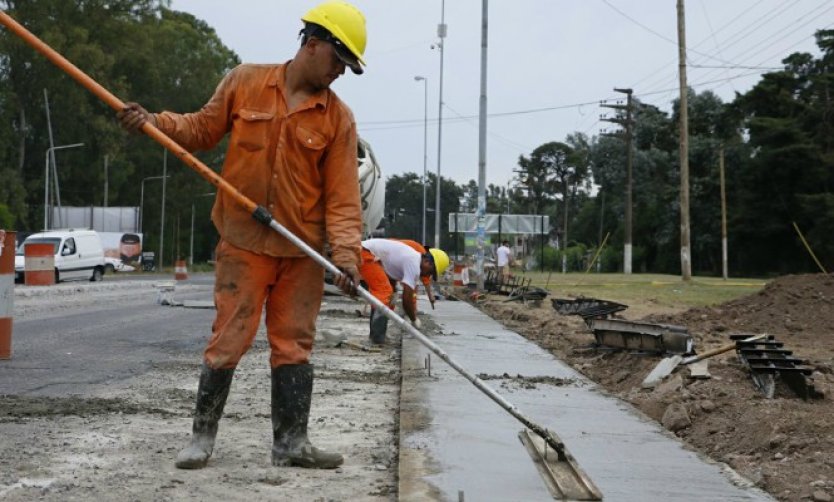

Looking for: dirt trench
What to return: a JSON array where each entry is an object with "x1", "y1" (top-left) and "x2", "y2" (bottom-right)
[{"x1": 478, "y1": 273, "x2": 834, "y2": 502}]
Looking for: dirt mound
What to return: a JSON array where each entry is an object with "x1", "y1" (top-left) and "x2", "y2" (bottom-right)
[
  {"x1": 647, "y1": 274, "x2": 834, "y2": 366},
  {"x1": 479, "y1": 274, "x2": 834, "y2": 501}
]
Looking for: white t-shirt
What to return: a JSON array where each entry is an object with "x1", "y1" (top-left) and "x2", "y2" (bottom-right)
[
  {"x1": 496, "y1": 245, "x2": 512, "y2": 267},
  {"x1": 362, "y1": 239, "x2": 422, "y2": 289}
]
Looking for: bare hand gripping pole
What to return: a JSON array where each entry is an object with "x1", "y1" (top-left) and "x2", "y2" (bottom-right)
[{"x1": 0, "y1": 11, "x2": 569, "y2": 457}]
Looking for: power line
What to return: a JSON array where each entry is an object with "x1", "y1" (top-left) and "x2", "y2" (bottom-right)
[
  {"x1": 601, "y1": 0, "x2": 759, "y2": 67},
  {"x1": 359, "y1": 96, "x2": 619, "y2": 127},
  {"x1": 633, "y1": 0, "x2": 821, "y2": 97},
  {"x1": 638, "y1": 5, "x2": 829, "y2": 103},
  {"x1": 361, "y1": 68, "x2": 778, "y2": 133},
  {"x1": 692, "y1": 3, "x2": 834, "y2": 86}
]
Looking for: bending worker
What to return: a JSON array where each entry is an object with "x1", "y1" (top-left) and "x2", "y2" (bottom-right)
[
  {"x1": 360, "y1": 238, "x2": 449, "y2": 344},
  {"x1": 396, "y1": 239, "x2": 439, "y2": 310},
  {"x1": 118, "y1": 1, "x2": 367, "y2": 470}
]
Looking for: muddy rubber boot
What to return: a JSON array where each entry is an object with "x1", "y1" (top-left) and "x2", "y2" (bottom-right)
[
  {"x1": 175, "y1": 363, "x2": 235, "y2": 469},
  {"x1": 369, "y1": 308, "x2": 388, "y2": 345},
  {"x1": 271, "y1": 364, "x2": 344, "y2": 469}
]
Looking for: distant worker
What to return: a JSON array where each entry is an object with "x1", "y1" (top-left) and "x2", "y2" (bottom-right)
[
  {"x1": 117, "y1": 0, "x2": 368, "y2": 471},
  {"x1": 496, "y1": 240, "x2": 513, "y2": 281},
  {"x1": 395, "y1": 239, "x2": 439, "y2": 310},
  {"x1": 360, "y1": 239, "x2": 448, "y2": 344}
]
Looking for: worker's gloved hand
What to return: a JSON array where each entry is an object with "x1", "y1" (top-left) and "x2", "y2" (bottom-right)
[
  {"x1": 117, "y1": 102, "x2": 156, "y2": 134},
  {"x1": 334, "y1": 264, "x2": 361, "y2": 297},
  {"x1": 411, "y1": 317, "x2": 422, "y2": 329}
]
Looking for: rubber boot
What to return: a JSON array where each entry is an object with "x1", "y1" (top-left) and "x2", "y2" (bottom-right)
[
  {"x1": 175, "y1": 363, "x2": 235, "y2": 469},
  {"x1": 369, "y1": 308, "x2": 388, "y2": 345},
  {"x1": 271, "y1": 364, "x2": 344, "y2": 469}
]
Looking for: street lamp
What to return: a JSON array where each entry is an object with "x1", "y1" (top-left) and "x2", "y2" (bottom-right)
[
  {"x1": 190, "y1": 192, "x2": 215, "y2": 266},
  {"x1": 414, "y1": 75, "x2": 428, "y2": 245},
  {"x1": 434, "y1": 0, "x2": 447, "y2": 249},
  {"x1": 44, "y1": 143, "x2": 84, "y2": 230},
  {"x1": 139, "y1": 175, "x2": 170, "y2": 235}
]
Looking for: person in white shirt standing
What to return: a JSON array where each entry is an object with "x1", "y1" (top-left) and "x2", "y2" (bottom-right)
[
  {"x1": 496, "y1": 240, "x2": 513, "y2": 281},
  {"x1": 359, "y1": 238, "x2": 440, "y2": 344}
]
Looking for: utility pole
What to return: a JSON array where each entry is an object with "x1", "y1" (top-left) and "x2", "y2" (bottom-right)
[
  {"x1": 475, "y1": 0, "x2": 488, "y2": 290},
  {"x1": 677, "y1": 0, "x2": 692, "y2": 281},
  {"x1": 601, "y1": 87, "x2": 635, "y2": 274},
  {"x1": 718, "y1": 144, "x2": 727, "y2": 281}
]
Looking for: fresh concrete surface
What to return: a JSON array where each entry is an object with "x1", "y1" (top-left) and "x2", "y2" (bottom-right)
[{"x1": 399, "y1": 299, "x2": 774, "y2": 502}]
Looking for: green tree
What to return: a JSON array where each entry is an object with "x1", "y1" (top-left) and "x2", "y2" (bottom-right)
[{"x1": 0, "y1": 1, "x2": 238, "y2": 265}]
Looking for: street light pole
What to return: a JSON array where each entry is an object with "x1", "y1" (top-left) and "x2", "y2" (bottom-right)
[
  {"x1": 159, "y1": 149, "x2": 167, "y2": 270},
  {"x1": 43, "y1": 143, "x2": 84, "y2": 230},
  {"x1": 434, "y1": 0, "x2": 446, "y2": 249},
  {"x1": 414, "y1": 75, "x2": 428, "y2": 245},
  {"x1": 103, "y1": 155, "x2": 108, "y2": 208},
  {"x1": 475, "y1": 0, "x2": 488, "y2": 291},
  {"x1": 190, "y1": 192, "x2": 215, "y2": 266},
  {"x1": 139, "y1": 175, "x2": 169, "y2": 235}
]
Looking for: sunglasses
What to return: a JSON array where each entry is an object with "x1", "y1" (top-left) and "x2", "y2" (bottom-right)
[{"x1": 310, "y1": 30, "x2": 362, "y2": 75}]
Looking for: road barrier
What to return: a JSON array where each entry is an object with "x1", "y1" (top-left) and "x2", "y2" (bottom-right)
[
  {"x1": 453, "y1": 263, "x2": 469, "y2": 286},
  {"x1": 174, "y1": 259, "x2": 188, "y2": 281},
  {"x1": 0, "y1": 230, "x2": 14, "y2": 359},
  {"x1": 24, "y1": 243, "x2": 55, "y2": 286}
]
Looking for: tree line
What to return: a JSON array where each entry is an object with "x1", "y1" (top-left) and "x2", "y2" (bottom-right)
[
  {"x1": 0, "y1": 0, "x2": 238, "y2": 264},
  {"x1": 1, "y1": 2, "x2": 831, "y2": 276}
]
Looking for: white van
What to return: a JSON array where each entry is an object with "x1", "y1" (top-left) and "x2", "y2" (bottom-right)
[{"x1": 14, "y1": 229, "x2": 106, "y2": 283}]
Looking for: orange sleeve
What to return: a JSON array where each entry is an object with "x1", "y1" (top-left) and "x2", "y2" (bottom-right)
[
  {"x1": 322, "y1": 112, "x2": 362, "y2": 269},
  {"x1": 153, "y1": 66, "x2": 238, "y2": 152}
]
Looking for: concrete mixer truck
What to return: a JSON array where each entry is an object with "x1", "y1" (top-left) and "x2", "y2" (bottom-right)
[{"x1": 357, "y1": 136, "x2": 385, "y2": 237}]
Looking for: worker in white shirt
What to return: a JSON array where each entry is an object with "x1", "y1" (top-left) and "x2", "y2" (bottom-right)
[
  {"x1": 496, "y1": 239, "x2": 513, "y2": 281},
  {"x1": 359, "y1": 238, "x2": 448, "y2": 344}
]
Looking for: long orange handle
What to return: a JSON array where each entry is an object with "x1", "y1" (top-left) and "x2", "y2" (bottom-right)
[{"x1": 0, "y1": 10, "x2": 257, "y2": 215}]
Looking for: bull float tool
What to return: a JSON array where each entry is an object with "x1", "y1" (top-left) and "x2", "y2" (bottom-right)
[{"x1": 0, "y1": 11, "x2": 601, "y2": 500}]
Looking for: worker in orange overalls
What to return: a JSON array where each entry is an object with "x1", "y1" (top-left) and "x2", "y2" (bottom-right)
[
  {"x1": 118, "y1": 1, "x2": 367, "y2": 471},
  {"x1": 360, "y1": 239, "x2": 449, "y2": 344}
]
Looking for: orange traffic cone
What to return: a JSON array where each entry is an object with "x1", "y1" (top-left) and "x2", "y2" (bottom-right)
[
  {"x1": 174, "y1": 259, "x2": 188, "y2": 281},
  {"x1": 1, "y1": 230, "x2": 14, "y2": 359}
]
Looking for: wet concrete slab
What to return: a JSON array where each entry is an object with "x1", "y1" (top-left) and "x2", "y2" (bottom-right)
[{"x1": 399, "y1": 299, "x2": 774, "y2": 501}]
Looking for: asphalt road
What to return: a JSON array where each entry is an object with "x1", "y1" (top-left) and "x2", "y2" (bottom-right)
[{"x1": 1, "y1": 275, "x2": 216, "y2": 396}]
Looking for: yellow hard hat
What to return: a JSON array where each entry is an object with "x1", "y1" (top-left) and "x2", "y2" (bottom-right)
[
  {"x1": 302, "y1": 1, "x2": 367, "y2": 74},
  {"x1": 427, "y1": 248, "x2": 450, "y2": 280}
]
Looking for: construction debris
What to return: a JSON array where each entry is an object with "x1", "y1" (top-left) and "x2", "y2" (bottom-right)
[
  {"x1": 734, "y1": 334, "x2": 822, "y2": 399},
  {"x1": 505, "y1": 286, "x2": 549, "y2": 304},
  {"x1": 154, "y1": 281, "x2": 176, "y2": 305},
  {"x1": 336, "y1": 339, "x2": 381, "y2": 353},
  {"x1": 551, "y1": 297, "x2": 627, "y2": 319},
  {"x1": 642, "y1": 334, "x2": 765, "y2": 388},
  {"x1": 641, "y1": 355, "x2": 683, "y2": 389},
  {"x1": 587, "y1": 318, "x2": 693, "y2": 354}
]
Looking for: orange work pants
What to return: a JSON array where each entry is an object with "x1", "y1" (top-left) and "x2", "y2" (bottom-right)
[
  {"x1": 205, "y1": 240, "x2": 324, "y2": 369},
  {"x1": 359, "y1": 248, "x2": 394, "y2": 308}
]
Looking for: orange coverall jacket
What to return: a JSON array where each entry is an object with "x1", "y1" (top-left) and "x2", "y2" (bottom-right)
[
  {"x1": 153, "y1": 63, "x2": 362, "y2": 368},
  {"x1": 154, "y1": 63, "x2": 362, "y2": 269}
]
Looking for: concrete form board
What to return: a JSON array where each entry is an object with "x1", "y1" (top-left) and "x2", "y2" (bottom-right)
[{"x1": 399, "y1": 300, "x2": 773, "y2": 502}]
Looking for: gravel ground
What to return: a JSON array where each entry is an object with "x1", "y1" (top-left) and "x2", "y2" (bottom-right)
[{"x1": 1, "y1": 281, "x2": 401, "y2": 501}]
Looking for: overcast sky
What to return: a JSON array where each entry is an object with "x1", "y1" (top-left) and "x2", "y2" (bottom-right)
[{"x1": 168, "y1": 0, "x2": 831, "y2": 188}]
